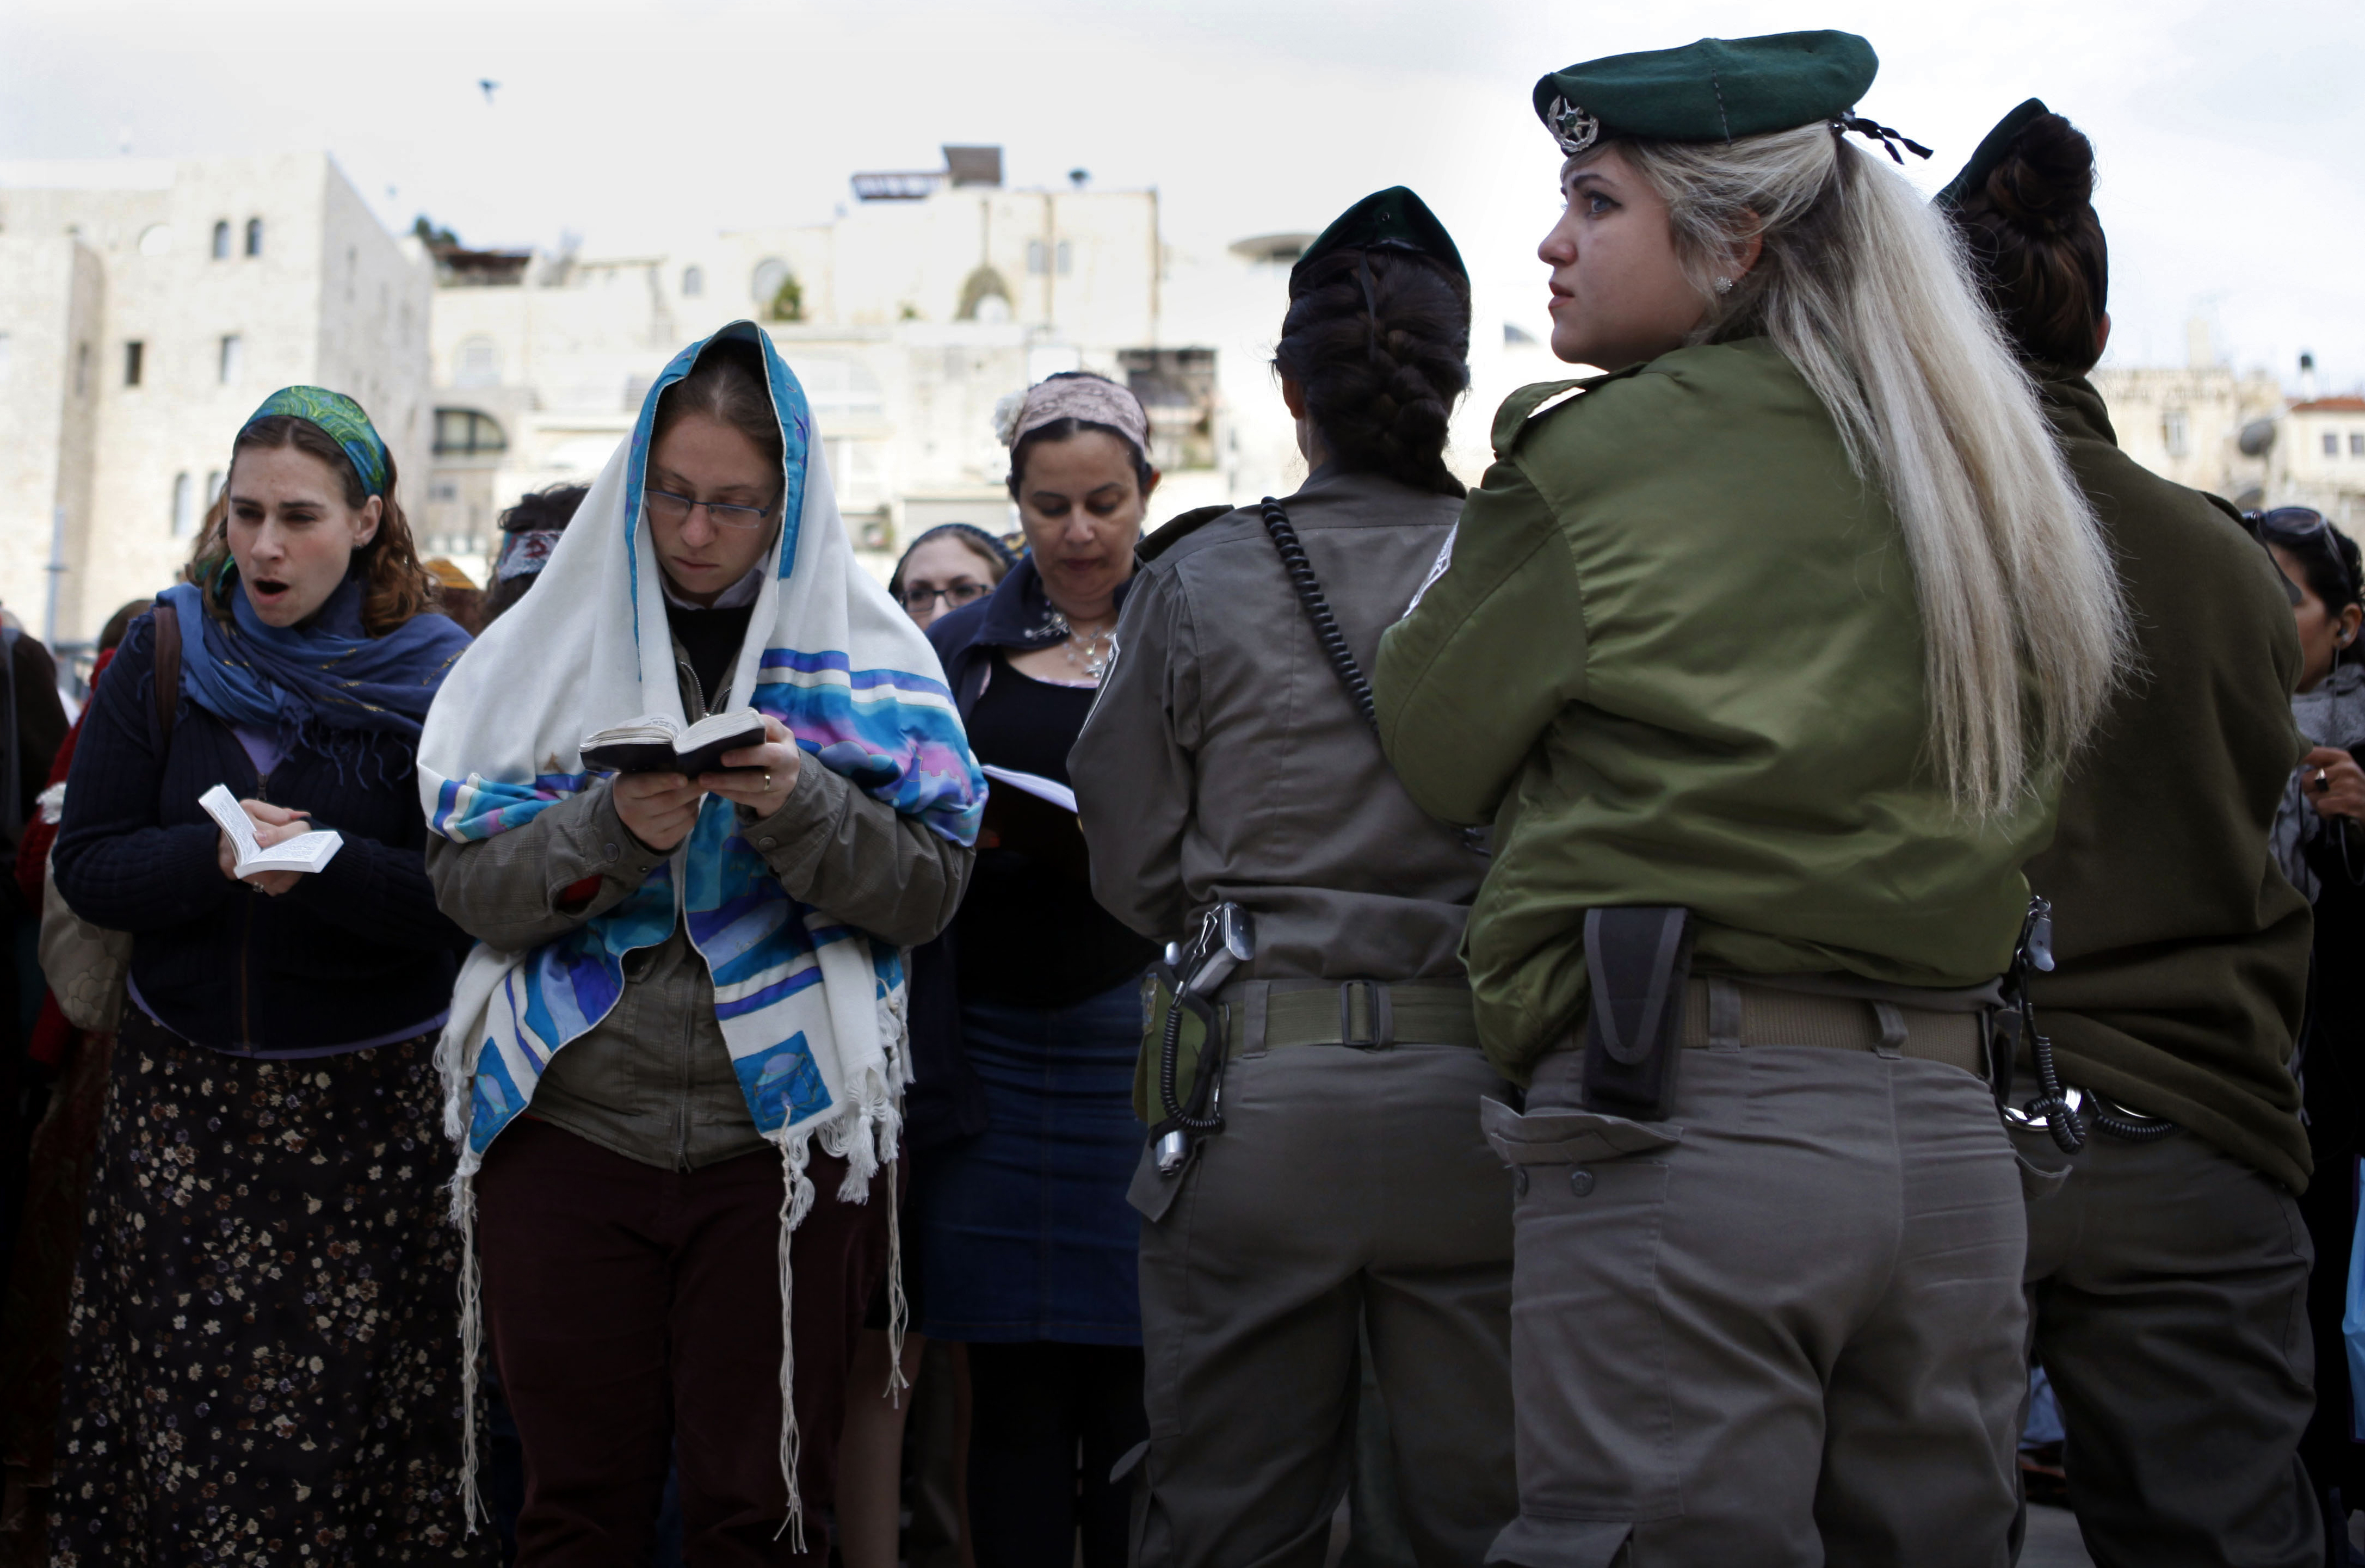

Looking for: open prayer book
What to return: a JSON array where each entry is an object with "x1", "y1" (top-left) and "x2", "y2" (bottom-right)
[
  {"x1": 581, "y1": 711, "x2": 768, "y2": 777},
  {"x1": 201, "y1": 783, "x2": 344, "y2": 878},
  {"x1": 979, "y1": 765, "x2": 1087, "y2": 881}
]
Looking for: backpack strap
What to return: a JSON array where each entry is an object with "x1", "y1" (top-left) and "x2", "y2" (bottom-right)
[{"x1": 151, "y1": 601, "x2": 182, "y2": 743}]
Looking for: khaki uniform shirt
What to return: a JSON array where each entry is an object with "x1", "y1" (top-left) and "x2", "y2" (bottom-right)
[{"x1": 1072, "y1": 466, "x2": 1482, "y2": 983}]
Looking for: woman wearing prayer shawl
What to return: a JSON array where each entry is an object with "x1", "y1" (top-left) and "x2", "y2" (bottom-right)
[
  {"x1": 47, "y1": 388, "x2": 486, "y2": 1564},
  {"x1": 419, "y1": 323, "x2": 979, "y2": 1566}
]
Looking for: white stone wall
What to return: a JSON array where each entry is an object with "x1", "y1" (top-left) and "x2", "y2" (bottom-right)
[
  {"x1": 0, "y1": 155, "x2": 430, "y2": 643},
  {"x1": 0, "y1": 237, "x2": 103, "y2": 641},
  {"x1": 2090, "y1": 365, "x2": 2283, "y2": 505}
]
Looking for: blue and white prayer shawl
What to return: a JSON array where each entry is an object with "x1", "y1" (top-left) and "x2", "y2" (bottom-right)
[{"x1": 416, "y1": 322, "x2": 982, "y2": 1540}]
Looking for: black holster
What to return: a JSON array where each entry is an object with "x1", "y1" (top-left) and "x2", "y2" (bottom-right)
[{"x1": 1579, "y1": 906, "x2": 1696, "y2": 1122}]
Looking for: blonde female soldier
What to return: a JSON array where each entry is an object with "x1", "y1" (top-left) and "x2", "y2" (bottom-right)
[{"x1": 1374, "y1": 32, "x2": 2127, "y2": 1566}]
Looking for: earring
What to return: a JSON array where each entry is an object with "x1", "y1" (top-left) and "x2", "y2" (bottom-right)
[{"x1": 1714, "y1": 276, "x2": 1734, "y2": 294}]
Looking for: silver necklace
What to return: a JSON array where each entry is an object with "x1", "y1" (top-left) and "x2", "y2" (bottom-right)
[{"x1": 1046, "y1": 611, "x2": 1115, "y2": 682}]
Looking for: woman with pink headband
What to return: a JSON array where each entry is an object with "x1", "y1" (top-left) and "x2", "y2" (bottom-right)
[{"x1": 903, "y1": 371, "x2": 1160, "y2": 1568}]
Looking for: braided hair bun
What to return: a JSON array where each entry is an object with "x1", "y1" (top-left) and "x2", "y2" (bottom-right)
[
  {"x1": 1274, "y1": 249, "x2": 1471, "y2": 497},
  {"x1": 1946, "y1": 110, "x2": 2109, "y2": 373}
]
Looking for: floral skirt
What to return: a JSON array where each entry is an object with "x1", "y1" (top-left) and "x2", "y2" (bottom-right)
[{"x1": 47, "y1": 1019, "x2": 492, "y2": 1565}]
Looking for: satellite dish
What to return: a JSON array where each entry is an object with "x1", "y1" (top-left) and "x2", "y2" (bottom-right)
[{"x1": 2238, "y1": 418, "x2": 2276, "y2": 458}]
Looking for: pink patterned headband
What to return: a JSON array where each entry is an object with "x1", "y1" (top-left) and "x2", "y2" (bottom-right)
[{"x1": 991, "y1": 373, "x2": 1151, "y2": 455}]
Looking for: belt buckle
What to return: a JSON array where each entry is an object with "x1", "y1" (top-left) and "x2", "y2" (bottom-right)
[{"x1": 1340, "y1": 980, "x2": 1393, "y2": 1051}]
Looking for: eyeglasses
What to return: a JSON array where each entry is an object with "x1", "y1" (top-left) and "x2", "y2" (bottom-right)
[
  {"x1": 646, "y1": 488, "x2": 777, "y2": 531},
  {"x1": 897, "y1": 582, "x2": 991, "y2": 612},
  {"x1": 2245, "y1": 505, "x2": 2360, "y2": 603},
  {"x1": 2247, "y1": 506, "x2": 2333, "y2": 546}
]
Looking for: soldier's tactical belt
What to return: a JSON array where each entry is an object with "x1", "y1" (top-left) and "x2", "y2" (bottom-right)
[
  {"x1": 1652, "y1": 975, "x2": 1989, "y2": 1076},
  {"x1": 1214, "y1": 978, "x2": 1482, "y2": 1056}
]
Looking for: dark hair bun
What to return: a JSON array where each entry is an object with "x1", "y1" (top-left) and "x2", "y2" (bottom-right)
[
  {"x1": 1981, "y1": 113, "x2": 2096, "y2": 232},
  {"x1": 1273, "y1": 249, "x2": 1471, "y2": 497},
  {"x1": 1947, "y1": 112, "x2": 2110, "y2": 373}
]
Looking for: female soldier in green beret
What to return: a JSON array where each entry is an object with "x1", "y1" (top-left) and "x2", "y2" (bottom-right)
[
  {"x1": 1374, "y1": 30, "x2": 2128, "y2": 1566},
  {"x1": 1073, "y1": 188, "x2": 1514, "y2": 1567}
]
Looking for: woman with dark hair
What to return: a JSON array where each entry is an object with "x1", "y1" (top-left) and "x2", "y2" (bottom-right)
[
  {"x1": 1070, "y1": 188, "x2": 1511, "y2": 1566},
  {"x1": 422, "y1": 323, "x2": 978, "y2": 1567},
  {"x1": 47, "y1": 388, "x2": 487, "y2": 1563},
  {"x1": 479, "y1": 482, "x2": 591, "y2": 626},
  {"x1": 2258, "y1": 505, "x2": 2365, "y2": 1555},
  {"x1": 1937, "y1": 101, "x2": 2325, "y2": 1566},
  {"x1": 911, "y1": 371, "x2": 1158, "y2": 1568},
  {"x1": 890, "y1": 524, "x2": 1016, "y2": 633}
]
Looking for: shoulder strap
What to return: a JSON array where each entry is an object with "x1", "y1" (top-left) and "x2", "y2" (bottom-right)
[
  {"x1": 151, "y1": 601, "x2": 182, "y2": 742},
  {"x1": 1258, "y1": 498, "x2": 1376, "y2": 732},
  {"x1": 1138, "y1": 504, "x2": 1236, "y2": 565}
]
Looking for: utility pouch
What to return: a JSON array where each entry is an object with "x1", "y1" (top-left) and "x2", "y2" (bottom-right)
[
  {"x1": 1579, "y1": 906, "x2": 1695, "y2": 1122},
  {"x1": 1133, "y1": 970, "x2": 1213, "y2": 1127}
]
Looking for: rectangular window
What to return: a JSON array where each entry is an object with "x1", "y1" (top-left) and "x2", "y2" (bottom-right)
[
  {"x1": 2163, "y1": 410, "x2": 2190, "y2": 459},
  {"x1": 2326, "y1": 433, "x2": 2342, "y2": 457},
  {"x1": 75, "y1": 342, "x2": 89, "y2": 397},
  {"x1": 205, "y1": 470, "x2": 224, "y2": 504},
  {"x1": 2351, "y1": 433, "x2": 2364, "y2": 457},
  {"x1": 219, "y1": 334, "x2": 243, "y2": 385},
  {"x1": 1026, "y1": 239, "x2": 1048, "y2": 276},
  {"x1": 1055, "y1": 240, "x2": 1072, "y2": 275},
  {"x1": 171, "y1": 473, "x2": 194, "y2": 538},
  {"x1": 124, "y1": 341, "x2": 144, "y2": 386}
]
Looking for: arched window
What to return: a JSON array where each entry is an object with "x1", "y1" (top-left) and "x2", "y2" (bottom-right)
[
  {"x1": 211, "y1": 220, "x2": 231, "y2": 260},
  {"x1": 171, "y1": 473, "x2": 194, "y2": 538},
  {"x1": 958, "y1": 266, "x2": 1014, "y2": 322},
  {"x1": 682, "y1": 265, "x2": 705, "y2": 298},
  {"x1": 752, "y1": 258, "x2": 787, "y2": 307},
  {"x1": 454, "y1": 335, "x2": 501, "y2": 389},
  {"x1": 245, "y1": 218, "x2": 263, "y2": 257},
  {"x1": 433, "y1": 409, "x2": 508, "y2": 457}
]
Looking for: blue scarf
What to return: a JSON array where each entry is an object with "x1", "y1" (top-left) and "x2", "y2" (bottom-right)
[{"x1": 158, "y1": 573, "x2": 470, "y2": 745}]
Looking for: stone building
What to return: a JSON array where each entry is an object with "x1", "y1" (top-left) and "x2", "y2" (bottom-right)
[
  {"x1": 423, "y1": 148, "x2": 1229, "y2": 577},
  {"x1": 0, "y1": 154, "x2": 431, "y2": 648}
]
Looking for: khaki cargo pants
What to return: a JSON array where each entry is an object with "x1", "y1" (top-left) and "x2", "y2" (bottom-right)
[
  {"x1": 1484, "y1": 980, "x2": 2029, "y2": 1567},
  {"x1": 1128, "y1": 1010, "x2": 1517, "y2": 1568}
]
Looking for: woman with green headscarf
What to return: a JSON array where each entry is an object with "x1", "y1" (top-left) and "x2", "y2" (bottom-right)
[{"x1": 47, "y1": 388, "x2": 489, "y2": 1564}]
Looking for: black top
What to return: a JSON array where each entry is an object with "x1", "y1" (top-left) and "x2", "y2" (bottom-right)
[
  {"x1": 955, "y1": 653, "x2": 1154, "y2": 1009},
  {"x1": 52, "y1": 612, "x2": 468, "y2": 1054},
  {"x1": 669, "y1": 602, "x2": 756, "y2": 712}
]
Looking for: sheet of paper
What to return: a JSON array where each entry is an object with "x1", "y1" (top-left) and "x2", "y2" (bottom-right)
[
  {"x1": 199, "y1": 783, "x2": 345, "y2": 878},
  {"x1": 980, "y1": 764, "x2": 1078, "y2": 816}
]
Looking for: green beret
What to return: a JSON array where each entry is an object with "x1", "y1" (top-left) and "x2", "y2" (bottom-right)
[
  {"x1": 1291, "y1": 186, "x2": 1466, "y2": 293},
  {"x1": 1533, "y1": 29, "x2": 1878, "y2": 152},
  {"x1": 1934, "y1": 97, "x2": 2052, "y2": 209}
]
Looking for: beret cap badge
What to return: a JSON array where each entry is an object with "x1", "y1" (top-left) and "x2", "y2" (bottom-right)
[{"x1": 1547, "y1": 97, "x2": 1601, "y2": 156}]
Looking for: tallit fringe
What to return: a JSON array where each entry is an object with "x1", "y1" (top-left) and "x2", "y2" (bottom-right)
[
  {"x1": 774, "y1": 1133, "x2": 817, "y2": 1552},
  {"x1": 884, "y1": 1155, "x2": 909, "y2": 1405},
  {"x1": 451, "y1": 1170, "x2": 485, "y2": 1534}
]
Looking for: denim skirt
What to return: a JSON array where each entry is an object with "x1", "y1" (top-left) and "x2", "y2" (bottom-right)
[{"x1": 917, "y1": 977, "x2": 1144, "y2": 1345}]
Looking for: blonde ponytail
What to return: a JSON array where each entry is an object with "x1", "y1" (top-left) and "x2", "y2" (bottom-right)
[{"x1": 1605, "y1": 126, "x2": 2129, "y2": 817}]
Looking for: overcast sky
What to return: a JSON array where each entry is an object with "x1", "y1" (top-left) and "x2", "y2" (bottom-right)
[{"x1": 5, "y1": 0, "x2": 2359, "y2": 388}]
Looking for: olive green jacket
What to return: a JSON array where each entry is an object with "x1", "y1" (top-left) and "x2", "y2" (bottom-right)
[
  {"x1": 1374, "y1": 337, "x2": 2054, "y2": 1080},
  {"x1": 2021, "y1": 375, "x2": 2313, "y2": 1190}
]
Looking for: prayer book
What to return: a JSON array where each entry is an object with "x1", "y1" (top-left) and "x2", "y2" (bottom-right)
[
  {"x1": 979, "y1": 764, "x2": 1078, "y2": 814},
  {"x1": 978, "y1": 766, "x2": 1088, "y2": 881},
  {"x1": 581, "y1": 711, "x2": 768, "y2": 776},
  {"x1": 200, "y1": 784, "x2": 344, "y2": 878}
]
